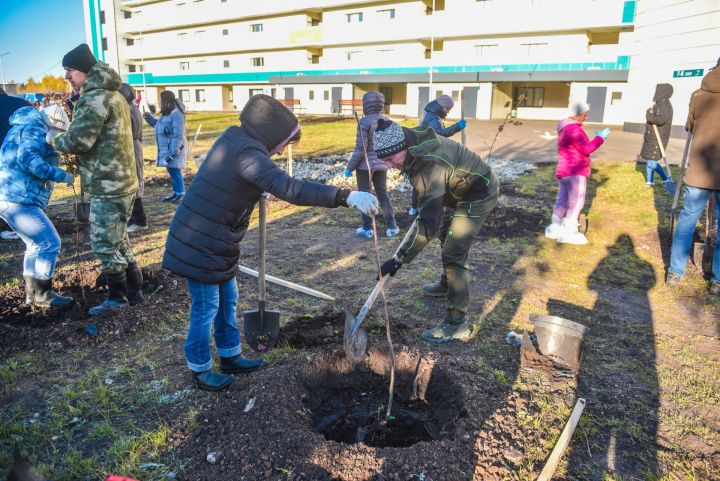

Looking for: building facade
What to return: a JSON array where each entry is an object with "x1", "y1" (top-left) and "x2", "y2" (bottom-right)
[{"x1": 84, "y1": 0, "x2": 719, "y2": 129}]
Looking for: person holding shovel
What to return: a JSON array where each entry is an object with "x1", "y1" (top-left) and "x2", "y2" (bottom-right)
[
  {"x1": 119, "y1": 83, "x2": 148, "y2": 232},
  {"x1": 372, "y1": 118, "x2": 498, "y2": 343},
  {"x1": 162, "y1": 94, "x2": 378, "y2": 391},
  {"x1": 48, "y1": 44, "x2": 144, "y2": 316},
  {"x1": 639, "y1": 84, "x2": 674, "y2": 190}
]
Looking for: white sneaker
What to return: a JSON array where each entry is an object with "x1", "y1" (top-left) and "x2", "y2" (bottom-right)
[
  {"x1": 408, "y1": 208, "x2": 418, "y2": 216},
  {"x1": 386, "y1": 227, "x2": 400, "y2": 237},
  {"x1": 557, "y1": 218, "x2": 588, "y2": 245},
  {"x1": 355, "y1": 227, "x2": 373, "y2": 239},
  {"x1": 645, "y1": 182, "x2": 653, "y2": 188},
  {"x1": 544, "y1": 214, "x2": 562, "y2": 240},
  {"x1": 127, "y1": 223, "x2": 148, "y2": 232}
]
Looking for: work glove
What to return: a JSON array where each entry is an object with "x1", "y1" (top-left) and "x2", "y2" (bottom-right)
[
  {"x1": 595, "y1": 128, "x2": 611, "y2": 140},
  {"x1": 346, "y1": 191, "x2": 378, "y2": 216},
  {"x1": 379, "y1": 256, "x2": 402, "y2": 278},
  {"x1": 344, "y1": 169, "x2": 353, "y2": 178},
  {"x1": 457, "y1": 118, "x2": 467, "y2": 129},
  {"x1": 63, "y1": 172, "x2": 75, "y2": 187}
]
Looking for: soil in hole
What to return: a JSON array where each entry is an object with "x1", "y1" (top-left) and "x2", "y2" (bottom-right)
[
  {"x1": 278, "y1": 310, "x2": 344, "y2": 348},
  {"x1": 301, "y1": 350, "x2": 464, "y2": 448}
]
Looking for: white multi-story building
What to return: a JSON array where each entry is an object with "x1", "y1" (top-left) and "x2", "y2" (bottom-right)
[{"x1": 85, "y1": 0, "x2": 719, "y2": 131}]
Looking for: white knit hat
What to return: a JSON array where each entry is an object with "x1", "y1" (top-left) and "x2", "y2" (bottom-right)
[
  {"x1": 568, "y1": 99, "x2": 590, "y2": 117},
  {"x1": 40, "y1": 103, "x2": 69, "y2": 131}
]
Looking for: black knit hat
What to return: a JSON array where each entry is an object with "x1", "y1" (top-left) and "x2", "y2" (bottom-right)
[
  {"x1": 62, "y1": 44, "x2": 97, "y2": 73},
  {"x1": 240, "y1": 95, "x2": 298, "y2": 151},
  {"x1": 373, "y1": 118, "x2": 407, "y2": 159}
]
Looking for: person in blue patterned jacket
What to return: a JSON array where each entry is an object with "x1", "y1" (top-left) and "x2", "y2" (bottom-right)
[{"x1": 0, "y1": 106, "x2": 75, "y2": 308}]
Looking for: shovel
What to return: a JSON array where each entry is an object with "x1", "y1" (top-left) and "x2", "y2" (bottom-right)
[
  {"x1": 244, "y1": 194, "x2": 280, "y2": 352},
  {"x1": 76, "y1": 183, "x2": 90, "y2": 223},
  {"x1": 344, "y1": 220, "x2": 417, "y2": 361},
  {"x1": 652, "y1": 124, "x2": 675, "y2": 195}
]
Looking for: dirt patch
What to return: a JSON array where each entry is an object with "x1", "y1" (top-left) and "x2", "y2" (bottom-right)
[
  {"x1": 479, "y1": 207, "x2": 546, "y2": 239},
  {"x1": 278, "y1": 311, "x2": 344, "y2": 349}
]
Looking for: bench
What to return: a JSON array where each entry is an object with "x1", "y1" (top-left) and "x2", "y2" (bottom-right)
[
  {"x1": 279, "y1": 98, "x2": 305, "y2": 114},
  {"x1": 338, "y1": 99, "x2": 363, "y2": 114}
]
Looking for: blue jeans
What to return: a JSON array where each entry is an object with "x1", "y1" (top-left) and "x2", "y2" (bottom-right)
[
  {"x1": 645, "y1": 160, "x2": 669, "y2": 183},
  {"x1": 185, "y1": 278, "x2": 241, "y2": 372},
  {"x1": 669, "y1": 186, "x2": 720, "y2": 281},
  {"x1": 0, "y1": 201, "x2": 61, "y2": 280},
  {"x1": 167, "y1": 167, "x2": 185, "y2": 195}
]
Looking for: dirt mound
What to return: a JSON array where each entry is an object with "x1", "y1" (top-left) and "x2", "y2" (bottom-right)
[{"x1": 278, "y1": 311, "x2": 344, "y2": 349}]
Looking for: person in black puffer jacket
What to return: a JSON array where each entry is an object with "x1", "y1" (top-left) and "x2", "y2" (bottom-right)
[
  {"x1": 639, "y1": 83, "x2": 674, "y2": 189},
  {"x1": 162, "y1": 94, "x2": 378, "y2": 391}
]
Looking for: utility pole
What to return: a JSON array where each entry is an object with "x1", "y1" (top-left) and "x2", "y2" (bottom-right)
[{"x1": 0, "y1": 52, "x2": 10, "y2": 92}]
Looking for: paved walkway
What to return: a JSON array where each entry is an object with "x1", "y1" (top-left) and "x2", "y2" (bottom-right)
[{"x1": 462, "y1": 119, "x2": 688, "y2": 165}]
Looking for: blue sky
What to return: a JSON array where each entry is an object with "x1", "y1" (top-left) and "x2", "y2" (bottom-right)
[{"x1": 0, "y1": 0, "x2": 86, "y2": 83}]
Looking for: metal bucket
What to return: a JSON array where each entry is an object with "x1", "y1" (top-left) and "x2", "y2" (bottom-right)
[{"x1": 523, "y1": 314, "x2": 588, "y2": 372}]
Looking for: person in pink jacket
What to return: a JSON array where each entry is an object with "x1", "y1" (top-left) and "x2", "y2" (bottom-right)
[{"x1": 544, "y1": 100, "x2": 610, "y2": 244}]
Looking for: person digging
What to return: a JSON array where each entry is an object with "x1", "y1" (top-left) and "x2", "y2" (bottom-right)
[
  {"x1": 373, "y1": 119, "x2": 499, "y2": 342},
  {"x1": 162, "y1": 94, "x2": 378, "y2": 391}
]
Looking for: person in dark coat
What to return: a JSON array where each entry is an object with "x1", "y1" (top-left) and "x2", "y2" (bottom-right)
[
  {"x1": 667, "y1": 59, "x2": 720, "y2": 295},
  {"x1": 639, "y1": 84, "x2": 674, "y2": 188},
  {"x1": 409, "y1": 94, "x2": 466, "y2": 215},
  {"x1": 119, "y1": 83, "x2": 148, "y2": 231},
  {"x1": 345, "y1": 91, "x2": 399, "y2": 238},
  {"x1": 0, "y1": 86, "x2": 30, "y2": 146},
  {"x1": 162, "y1": 95, "x2": 378, "y2": 391}
]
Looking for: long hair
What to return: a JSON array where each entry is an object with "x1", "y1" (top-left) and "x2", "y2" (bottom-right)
[{"x1": 160, "y1": 90, "x2": 176, "y2": 116}]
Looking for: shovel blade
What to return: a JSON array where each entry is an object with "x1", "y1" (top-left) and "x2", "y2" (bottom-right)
[
  {"x1": 243, "y1": 309, "x2": 280, "y2": 352},
  {"x1": 344, "y1": 309, "x2": 368, "y2": 363}
]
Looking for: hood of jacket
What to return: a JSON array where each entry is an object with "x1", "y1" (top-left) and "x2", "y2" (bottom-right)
[
  {"x1": 701, "y1": 67, "x2": 720, "y2": 93},
  {"x1": 362, "y1": 91, "x2": 385, "y2": 115},
  {"x1": 653, "y1": 83, "x2": 674, "y2": 101},
  {"x1": 556, "y1": 118, "x2": 581, "y2": 133},
  {"x1": 404, "y1": 125, "x2": 441, "y2": 171},
  {"x1": 424, "y1": 100, "x2": 447, "y2": 119},
  {"x1": 81, "y1": 62, "x2": 122, "y2": 95},
  {"x1": 9, "y1": 106, "x2": 46, "y2": 129},
  {"x1": 175, "y1": 98, "x2": 186, "y2": 114}
]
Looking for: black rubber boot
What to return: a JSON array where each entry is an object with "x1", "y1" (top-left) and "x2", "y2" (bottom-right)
[
  {"x1": 126, "y1": 262, "x2": 145, "y2": 306},
  {"x1": 422, "y1": 274, "x2": 448, "y2": 298},
  {"x1": 23, "y1": 275, "x2": 35, "y2": 305},
  {"x1": 89, "y1": 271, "x2": 129, "y2": 316},
  {"x1": 127, "y1": 197, "x2": 148, "y2": 232},
  {"x1": 220, "y1": 355, "x2": 264, "y2": 374},
  {"x1": 32, "y1": 278, "x2": 74, "y2": 308},
  {"x1": 192, "y1": 370, "x2": 233, "y2": 391}
]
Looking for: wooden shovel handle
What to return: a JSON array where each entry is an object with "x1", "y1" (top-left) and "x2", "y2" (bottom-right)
[{"x1": 258, "y1": 194, "x2": 267, "y2": 302}]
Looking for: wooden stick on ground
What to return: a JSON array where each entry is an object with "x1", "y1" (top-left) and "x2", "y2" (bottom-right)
[{"x1": 537, "y1": 398, "x2": 587, "y2": 481}]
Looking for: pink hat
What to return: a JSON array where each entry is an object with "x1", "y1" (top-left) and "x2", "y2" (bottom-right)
[{"x1": 436, "y1": 95, "x2": 454, "y2": 109}]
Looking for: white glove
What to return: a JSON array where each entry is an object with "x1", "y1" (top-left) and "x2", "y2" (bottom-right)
[
  {"x1": 46, "y1": 130, "x2": 60, "y2": 144},
  {"x1": 64, "y1": 172, "x2": 75, "y2": 186},
  {"x1": 347, "y1": 191, "x2": 378, "y2": 216}
]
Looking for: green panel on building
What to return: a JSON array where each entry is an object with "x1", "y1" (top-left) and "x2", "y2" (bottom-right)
[{"x1": 622, "y1": 1, "x2": 636, "y2": 23}]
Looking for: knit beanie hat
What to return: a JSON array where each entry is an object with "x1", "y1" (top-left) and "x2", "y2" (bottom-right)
[
  {"x1": 373, "y1": 118, "x2": 407, "y2": 159},
  {"x1": 240, "y1": 94, "x2": 299, "y2": 151},
  {"x1": 568, "y1": 99, "x2": 590, "y2": 117},
  {"x1": 436, "y1": 94, "x2": 454, "y2": 110},
  {"x1": 62, "y1": 44, "x2": 97, "y2": 73},
  {"x1": 40, "y1": 104, "x2": 70, "y2": 131}
]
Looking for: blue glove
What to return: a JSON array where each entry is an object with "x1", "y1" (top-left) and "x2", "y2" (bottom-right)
[
  {"x1": 457, "y1": 119, "x2": 467, "y2": 129},
  {"x1": 594, "y1": 128, "x2": 610, "y2": 140},
  {"x1": 344, "y1": 169, "x2": 353, "y2": 178}
]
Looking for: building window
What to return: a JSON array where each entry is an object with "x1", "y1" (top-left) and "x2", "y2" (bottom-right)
[
  {"x1": 138, "y1": 64, "x2": 145, "y2": 72},
  {"x1": 250, "y1": 23, "x2": 263, "y2": 33},
  {"x1": 128, "y1": 65, "x2": 136, "y2": 73},
  {"x1": 474, "y1": 44, "x2": 498, "y2": 57},
  {"x1": 324, "y1": 90, "x2": 329, "y2": 100},
  {"x1": 178, "y1": 32, "x2": 187, "y2": 40},
  {"x1": 179, "y1": 89, "x2": 190, "y2": 102},
  {"x1": 346, "y1": 12, "x2": 363, "y2": 23},
  {"x1": 435, "y1": 90, "x2": 443, "y2": 99},
  {"x1": 126, "y1": 38, "x2": 134, "y2": 46},
  {"x1": 249, "y1": 88, "x2": 264, "y2": 97},
  {"x1": 123, "y1": 10, "x2": 132, "y2": 19},
  {"x1": 223, "y1": 60, "x2": 230, "y2": 68},
  {"x1": 346, "y1": 51, "x2": 361, "y2": 61},
  {"x1": 228, "y1": 89, "x2": 233, "y2": 102},
  {"x1": 309, "y1": 90, "x2": 315, "y2": 100},
  {"x1": 310, "y1": 55, "x2": 320, "y2": 64},
  {"x1": 377, "y1": 9, "x2": 395, "y2": 19},
  {"x1": 195, "y1": 30, "x2": 205, "y2": 39},
  {"x1": 380, "y1": 87, "x2": 393, "y2": 104},
  {"x1": 195, "y1": 89, "x2": 206, "y2": 102},
  {"x1": 180, "y1": 61, "x2": 190, "y2": 70},
  {"x1": 102, "y1": 38, "x2": 108, "y2": 51},
  {"x1": 100, "y1": 10, "x2": 106, "y2": 24},
  {"x1": 222, "y1": 29, "x2": 229, "y2": 35},
  {"x1": 251, "y1": 57, "x2": 264, "y2": 67},
  {"x1": 611, "y1": 91, "x2": 622, "y2": 105},
  {"x1": 514, "y1": 87, "x2": 544, "y2": 108}
]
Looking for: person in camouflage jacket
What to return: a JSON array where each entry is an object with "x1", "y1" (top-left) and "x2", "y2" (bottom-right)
[
  {"x1": 49, "y1": 44, "x2": 142, "y2": 316},
  {"x1": 373, "y1": 119, "x2": 499, "y2": 343}
]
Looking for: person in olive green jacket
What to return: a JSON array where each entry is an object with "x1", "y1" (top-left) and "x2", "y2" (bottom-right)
[
  {"x1": 373, "y1": 119, "x2": 499, "y2": 342},
  {"x1": 49, "y1": 44, "x2": 142, "y2": 316}
]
